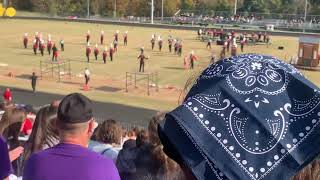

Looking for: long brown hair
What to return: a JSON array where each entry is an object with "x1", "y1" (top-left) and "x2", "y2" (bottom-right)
[
  {"x1": 292, "y1": 158, "x2": 320, "y2": 180},
  {"x1": 148, "y1": 112, "x2": 166, "y2": 146},
  {"x1": 0, "y1": 107, "x2": 26, "y2": 149},
  {"x1": 23, "y1": 104, "x2": 59, "y2": 162},
  {"x1": 95, "y1": 119, "x2": 123, "y2": 145}
]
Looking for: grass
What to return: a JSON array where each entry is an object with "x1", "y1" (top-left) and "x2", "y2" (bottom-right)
[{"x1": 0, "y1": 18, "x2": 318, "y2": 111}]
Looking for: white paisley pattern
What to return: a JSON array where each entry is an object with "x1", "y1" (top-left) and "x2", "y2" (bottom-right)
[{"x1": 183, "y1": 54, "x2": 320, "y2": 180}]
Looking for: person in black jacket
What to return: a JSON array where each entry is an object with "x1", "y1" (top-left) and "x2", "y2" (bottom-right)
[{"x1": 31, "y1": 72, "x2": 37, "y2": 93}]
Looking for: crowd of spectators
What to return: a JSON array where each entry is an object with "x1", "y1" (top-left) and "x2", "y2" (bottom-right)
[
  {"x1": 0, "y1": 83, "x2": 319, "y2": 180},
  {"x1": 0, "y1": 91, "x2": 188, "y2": 180},
  {"x1": 284, "y1": 17, "x2": 320, "y2": 25},
  {"x1": 173, "y1": 12, "x2": 320, "y2": 30},
  {"x1": 174, "y1": 13, "x2": 262, "y2": 25}
]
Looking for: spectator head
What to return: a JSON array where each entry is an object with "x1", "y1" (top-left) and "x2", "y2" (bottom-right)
[
  {"x1": 132, "y1": 127, "x2": 139, "y2": 135},
  {"x1": 151, "y1": 145, "x2": 187, "y2": 180},
  {"x1": 127, "y1": 129, "x2": 136, "y2": 139},
  {"x1": 95, "y1": 119, "x2": 123, "y2": 145},
  {"x1": 23, "y1": 101, "x2": 59, "y2": 162},
  {"x1": 0, "y1": 108, "x2": 26, "y2": 149},
  {"x1": 136, "y1": 129, "x2": 148, "y2": 147},
  {"x1": 56, "y1": 93, "x2": 96, "y2": 146},
  {"x1": 148, "y1": 112, "x2": 166, "y2": 146}
]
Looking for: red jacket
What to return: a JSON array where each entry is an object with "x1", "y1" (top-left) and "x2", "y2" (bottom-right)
[
  {"x1": 3, "y1": 90, "x2": 12, "y2": 101},
  {"x1": 21, "y1": 118, "x2": 33, "y2": 135}
]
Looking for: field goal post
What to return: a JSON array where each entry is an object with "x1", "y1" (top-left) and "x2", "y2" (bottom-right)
[
  {"x1": 40, "y1": 60, "x2": 72, "y2": 82},
  {"x1": 125, "y1": 72, "x2": 159, "y2": 95}
]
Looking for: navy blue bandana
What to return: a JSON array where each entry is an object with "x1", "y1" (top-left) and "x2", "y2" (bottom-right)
[{"x1": 159, "y1": 54, "x2": 320, "y2": 180}]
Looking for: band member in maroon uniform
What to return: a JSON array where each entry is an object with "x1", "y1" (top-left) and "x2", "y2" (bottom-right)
[
  {"x1": 227, "y1": 35, "x2": 231, "y2": 52},
  {"x1": 207, "y1": 39, "x2": 212, "y2": 49},
  {"x1": 39, "y1": 33, "x2": 43, "y2": 42},
  {"x1": 174, "y1": 39, "x2": 178, "y2": 54},
  {"x1": 94, "y1": 44, "x2": 99, "y2": 61},
  {"x1": 23, "y1": 33, "x2": 28, "y2": 49},
  {"x1": 33, "y1": 39, "x2": 38, "y2": 55},
  {"x1": 39, "y1": 40, "x2": 46, "y2": 56},
  {"x1": 158, "y1": 36, "x2": 163, "y2": 52},
  {"x1": 258, "y1": 32, "x2": 262, "y2": 42},
  {"x1": 124, "y1": 31, "x2": 128, "y2": 46},
  {"x1": 240, "y1": 37, "x2": 245, "y2": 52},
  {"x1": 52, "y1": 44, "x2": 58, "y2": 62},
  {"x1": 222, "y1": 41, "x2": 227, "y2": 58},
  {"x1": 60, "y1": 39, "x2": 64, "y2": 51},
  {"x1": 219, "y1": 26, "x2": 224, "y2": 39},
  {"x1": 100, "y1": 31, "x2": 104, "y2": 45},
  {"x1": 109, "y1": 44, "x2": 114, "y2": 62},
  {"x1": 266, "y1": 35, "x2": 271, "y2": 47},
  {"x1": 189, "y1": 51, "x2": 197, "y2": 69},
  {"x1": 251, "y1": 32, "x2": 256, "y2": 45},
  {"x1": 168, "y1": 36, "x2": 173, "y2": 53},
  {"x1": 231, "y1": 30, "x2": 236, "y2": 39},
  {"x1": 138, "y1": 51, "x2": 149, "y2": 72},
  {"x1": 86, "y1": 30, "x2": 90, "y2": 43},
  {"x1": 178, "y1": 41, "x2": 183, "y2": 57},
  {"x1": 47, "y1": 34, "x2": 52, "y2": 55},
  {"x1": 114, "y1": 30, "x2": 119, "y2": 42},
  {"x1": 86, "y1": 43, "x2": 91, "y2": 63},
  {"x1": 113, "y1": 40, "x2": 118, "y2": 53},
  {"x1": 35, "y1": 32, "x2": 40, "y2": 46},
  {"x1": 102, "y1": 47, "x2": 108, "y2": 64},
  {"x1": 231, "y1": 43, "x2": 237, "y2": 56},
  {"x1": 151, "y1": 34, "x2": 155, "y2": 50}
]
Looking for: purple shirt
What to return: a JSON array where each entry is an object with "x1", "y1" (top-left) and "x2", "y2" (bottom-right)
[
  {"x1": 23, "y1": 143, "x2": 120, "y2": 180},
  {"x1": 0, "y1": 136, "x2": 11, "y2": 179}
]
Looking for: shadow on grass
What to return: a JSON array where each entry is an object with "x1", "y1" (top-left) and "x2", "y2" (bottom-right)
[
  {"x1": 162, "y1": 66, "x2": 185, "y2": 70},
  {"x1": 16, "y1": 74, "x2": 31, "y2": 80},
  {"x1": 96, "y1": 86, "x2": 122, "y2": 92}
]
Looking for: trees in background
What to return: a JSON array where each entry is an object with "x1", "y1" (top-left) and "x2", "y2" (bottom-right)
[{"x1": 8, "y1": 0, "x2": 320, "y2": 17}]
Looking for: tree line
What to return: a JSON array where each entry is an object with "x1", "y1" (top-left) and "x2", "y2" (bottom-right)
[{"x1": 8, "y1": 0, "x2": 320, "y2": 17}]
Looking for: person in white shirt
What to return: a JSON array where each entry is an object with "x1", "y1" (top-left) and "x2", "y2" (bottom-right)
[{"x1": 84, "y1": 68, "x2": 90, "y2": 86}]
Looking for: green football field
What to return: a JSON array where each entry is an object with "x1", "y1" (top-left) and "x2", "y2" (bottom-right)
[{"x1": 0, "y1": 18, "x2": 319, "y2": 111}]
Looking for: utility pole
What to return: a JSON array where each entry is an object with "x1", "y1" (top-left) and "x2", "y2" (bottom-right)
[
  {"x1": 304, "y1": 0, "x2": 308, "y2": 32},
  {"x1": 234, "y1": 0, "x2": 237, "y2": 15},
  {"x1": 161, "y1": 0, "x2": 164, "y2": 21},
  {"x1": 87, "y1": 0, "x2": 90, "y2": 19},
  {"x1": 114, "y1": 0, "x2": 117, "y2": 18},
  {"x1": 3, "y1": 0, "x2": 7, "y2": 7},
  {"x1": 151, "y1": 0, "x2": 154, "y2": 24},
  {"x1": 304, "y1": 0, "x2": 308, "y2": 22}
]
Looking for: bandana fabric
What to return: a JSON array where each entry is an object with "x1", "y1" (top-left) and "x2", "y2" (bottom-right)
[{"x1": 159, "y1": 54, "x2": 320, "y2": 180}]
